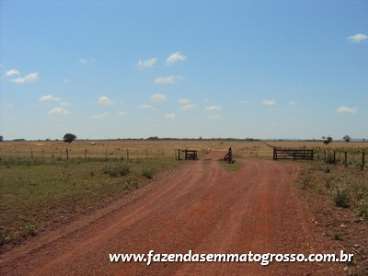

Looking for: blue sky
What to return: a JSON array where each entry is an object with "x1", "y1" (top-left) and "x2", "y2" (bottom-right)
[{"x1": 0, "y1": 0, "x2": 367, "y2": 139}]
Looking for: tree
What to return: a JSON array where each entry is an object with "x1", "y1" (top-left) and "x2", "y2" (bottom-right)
[
  {"x1": 322, "y1": 136, "x2": 333, "y2": 145},
  {"x1": 343, "y1": 135, "x2": 351, "y2": 143},
  {"x1": 147, "y1": 136, "x2": 159, "y2": 140},
  {"x1": 63, "y1": 133, "x2": 77, "y2": 143},
  {"x1": 0, "y1": 136, "x2": 3, "y2": 142}
]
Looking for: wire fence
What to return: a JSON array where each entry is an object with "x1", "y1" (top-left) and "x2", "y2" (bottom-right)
[
  {"x1": 0, "y1": 148, "x2": 177, "y2": 162},
  {"x1": 314, "y1": 148, "x2": 366, "y2": 170}
]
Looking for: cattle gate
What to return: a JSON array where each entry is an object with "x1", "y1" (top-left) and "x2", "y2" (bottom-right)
[
  {"x1": 176, "y1": 149, "x2": 198, "y2": 160},
  {"x1": 273, "y1": 148, "x2": 314, "y2": 160}
]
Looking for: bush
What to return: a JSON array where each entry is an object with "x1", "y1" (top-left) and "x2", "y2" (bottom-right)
[
  {"x1": 103, "y1": 163, "x2": 130, "y2": 177},
  {"x1": 334, "y1": 189, "x2": 350, "y2": 208},
  {"x1": 142, "y1": 168, "x2": 154, "y2": 179},
  {"x1": 358, "y1": 199, "x2": 368, "y2": 219},
  {"x1": 334, "y1": 233, "x2": 343, "y2": 241},
  {"x1": 24, "y1": 223, "x2": 37, "y2": 237},
  {"x1": 0, "y1": 230, "x2": 8, "y2": 246}
]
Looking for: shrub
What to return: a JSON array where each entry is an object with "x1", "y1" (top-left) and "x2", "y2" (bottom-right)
[
  {"x1": 334, "y1": 189, "x2": 350, "y2": 208},
  {"x1": 358, "y1": 199, "x2": 368, "y2": 219},
  {"x1": 142, "y1": 168, "x2": 154, "y2": 179},
  {"x1": 0, "y1": 230, "x2": 8, "y2": 246},
  {"x1": 24, "y1": 223, "x2": 37, "y2": 236},
  {"x1": 103, "y1": 163, "x2": 130, "y2": 177}
]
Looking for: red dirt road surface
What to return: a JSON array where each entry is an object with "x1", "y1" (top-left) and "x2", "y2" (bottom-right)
[{"x1": 0, "y1": 151, "x2": 344, "y2": 275}]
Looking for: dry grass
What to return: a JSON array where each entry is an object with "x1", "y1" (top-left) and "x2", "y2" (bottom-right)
[
  {"x1": 0, "y1": 158, "x2": 177, "y2": 249},
  {"x1": 0, "y1": 140, "x2": 366, "y2": 161},
  {"x1": 298, "y1": 162, "x2": 368, "y2": 218},
  {"x1": 0, "y1": 140, "x2": 274, "y2": 160}
]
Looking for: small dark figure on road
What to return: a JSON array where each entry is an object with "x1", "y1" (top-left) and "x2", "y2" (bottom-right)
[
  {"x1": 224, "y1": 147, "x2": 233, "y2": 163},
  {"x1": 228, "y1": 147, "x2": 233, "y2": 163}
]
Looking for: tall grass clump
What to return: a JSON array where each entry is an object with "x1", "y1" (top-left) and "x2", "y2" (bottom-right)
[
  {"x1": 334, "y1": 188, "x2": 350, "y2": 208},
  {"x1": 103, "y1": 163, "x2": 130, "y2": 177},
  {"x1": 142, "y1": 168, "x2": 154, "y2": 179}
]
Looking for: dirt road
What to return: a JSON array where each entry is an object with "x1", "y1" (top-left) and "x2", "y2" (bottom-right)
[{"x1": 0, "y1": 151, "x2": 343, "y2": 275}]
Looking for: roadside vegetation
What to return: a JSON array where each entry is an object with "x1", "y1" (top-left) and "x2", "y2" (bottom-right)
[
  {"x1": 298, "y1": 161, "x2": 368, "y2": 275},
  {"x1": 298, "y1": 162, "x2": 368, "y2": 218},
  {"x1": 0, "y1": 158, "x2": 177, "y2": 249}
]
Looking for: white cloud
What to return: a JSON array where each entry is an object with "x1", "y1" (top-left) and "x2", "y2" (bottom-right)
[
  {"x1": 12, "y1": 72, "x2": 39, "y2": 84},
  {"x1": 166, "y1": 51, "x2": 187, "y2": 65},
  {"x1": 139, "y1": 104, "x2": 156, "y2": 110},
  {"x1": 97, "y1": 96, "x2": 112, "y2": 107},
  {"x1": 60, "y1": 101, "x2": 70, "y2": 107},
  {"x1": 137, "y1": 57, "x2": 158, "y2": 69},
  {"x1": 164, "y1": 112, "x2": 176, "y2": 120},
  {"x1": 5, "y1": 69, "x2": 20, "y2": 78},
  {"x1": 336, "y1": 106, "x2": 356, "y2": 114},
  {"x1": 178, "y1": 98, "x2": 194, "y2": 111},
  {"x1": 261, "y1": 99, "x2": 276, "y2": 107},
  {"x1": 91, "y1": 112, "x2": 109, "y2": 119},
  {"x1": 48, "y1": 107, "x2": 70, "y2": 115},
  {"x1": 151, "y1": 93, "x2": 167, "y2": 103},
  {"x1": 79, "y1": 57, "x2": 96, "y2": 64},
  {"x1": 154, "y1": 75, "x2": 180, "y2": 85},
  {"x1": 348, "y1": 33, "x2": 368, "y2": 43},
  {"x1": 39, "y1": 95, "x2": 60, "y2": 102},
  {"x1": 205, "y1": 105, "x2": 222, "y2": 112},
  {"x1": 178, "y1": 98, "x2": 191, "y2": 105}
]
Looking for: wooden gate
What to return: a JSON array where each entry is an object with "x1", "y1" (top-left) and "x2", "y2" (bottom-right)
[
  {"x1": 176, "y1": 149, "x2": 198, "y2": 160},
  {"x1": 273, "y1": 148, "x2": 314, "y2": 160}
]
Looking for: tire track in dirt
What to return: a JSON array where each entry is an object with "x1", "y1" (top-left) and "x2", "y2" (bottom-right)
[{"x1": 0, "y1": 153, "x2": 344, "y2": 275}]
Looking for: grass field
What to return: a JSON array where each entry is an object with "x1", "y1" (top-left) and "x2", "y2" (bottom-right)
[
  {"x1": 1, "y1": 139, "x2": 367, "y2": 161},
  {"x1": 0, "y1": 157, "x2": 177, "y2": 248}
]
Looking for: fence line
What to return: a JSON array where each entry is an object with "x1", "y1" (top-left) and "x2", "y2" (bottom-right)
[
  {"x1": 0, "y1": 148, "x2": 176, "y2": 161},
  {"x1": 314, "y1": 148, "x2": 366, "y2": 170}
]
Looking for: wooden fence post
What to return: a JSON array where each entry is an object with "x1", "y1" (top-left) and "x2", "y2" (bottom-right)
[
  {"x1": 333, "y1": 151, "x2": 336, "y2": 164},
  {"x1": 126, "y1": 149, "x2": 129, "y2": 161},
  {"x1": 66, "y1": 148, "x2": 69, "y2": 160},
  {"x1": 344, "y1": 151, "x2": 348, "y2": 167}
]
